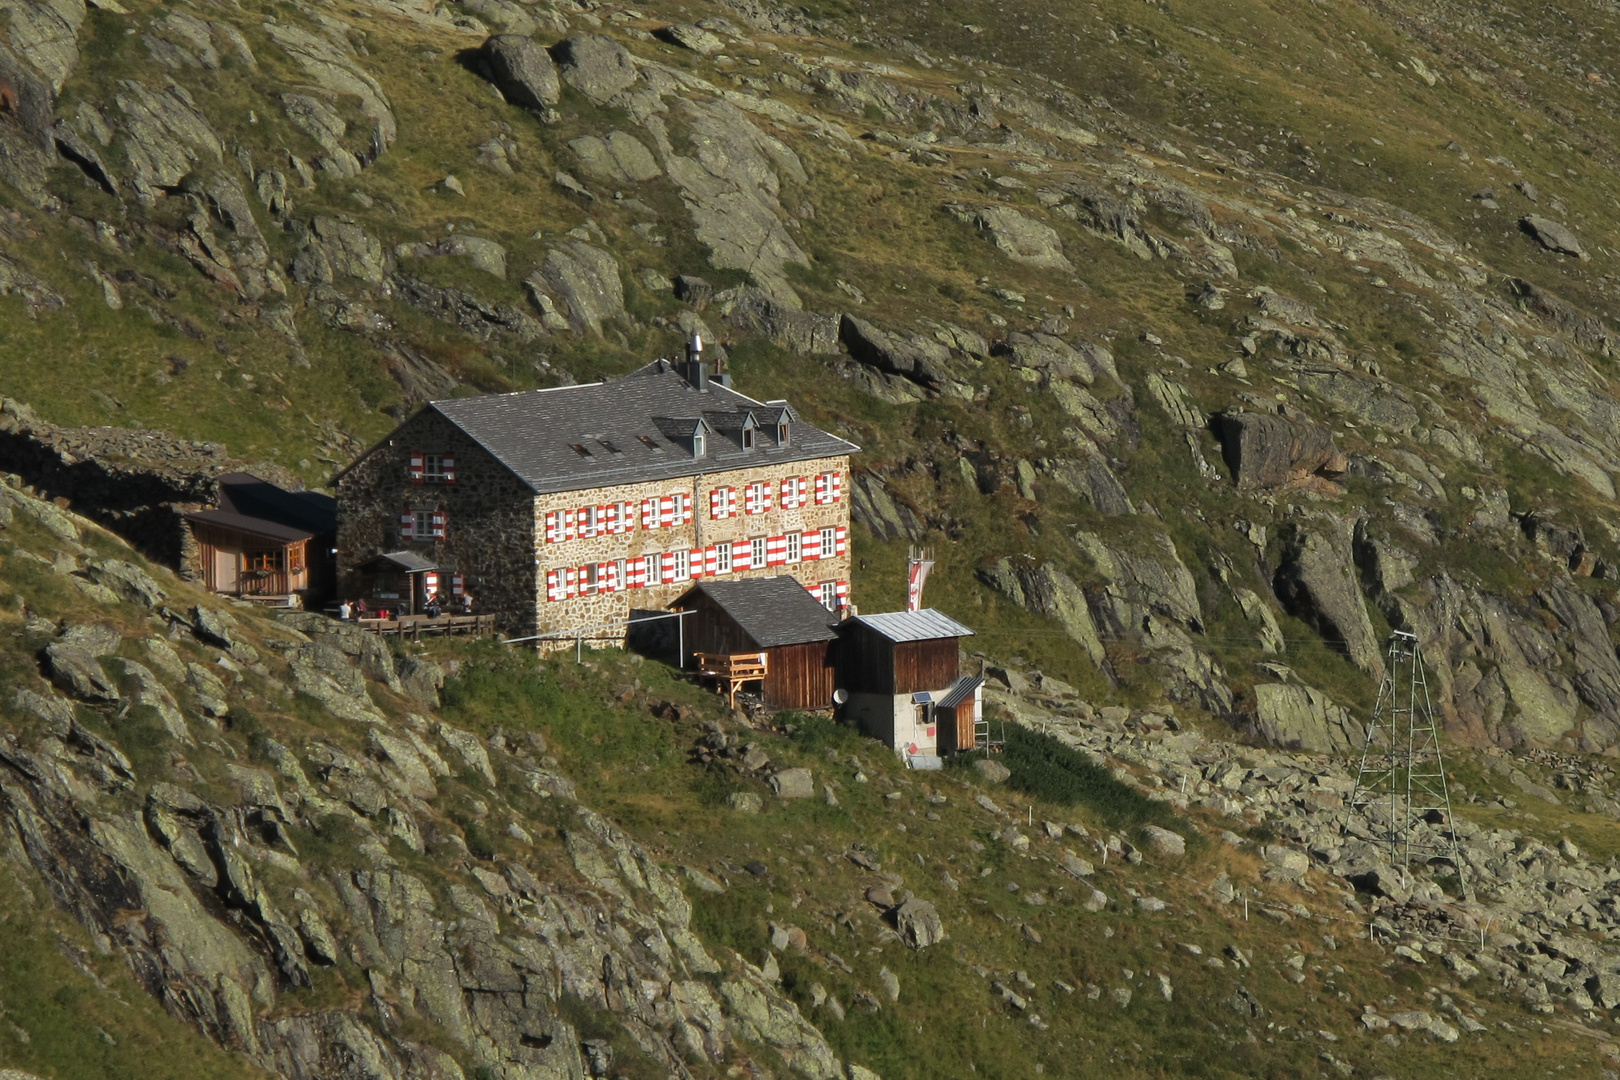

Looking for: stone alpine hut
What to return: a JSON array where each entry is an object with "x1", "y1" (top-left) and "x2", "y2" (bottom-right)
[{"x1": 334, "y1": 360, "x2": 859, "y2": 641}]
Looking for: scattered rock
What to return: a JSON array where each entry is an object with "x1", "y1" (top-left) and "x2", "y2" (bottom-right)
[
  {"x1": 973, "y1": 758, "x2": 1011, "y2": 784},
  {"x1": 550, "y1": 35, "x2": 637, "y2": 106}
]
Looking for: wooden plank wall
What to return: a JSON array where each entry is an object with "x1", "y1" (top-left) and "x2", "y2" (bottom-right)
[
  {"x1": 892, "y1": 639, "x2": 961, "y2": 695},
  {"x1": 838, "y1": 623, "x2": 896, "y2": 694},
  {"x1": 764, "y1": 641, "x2": 836, "y2": 710},
  {"x1": 674, "y1": 594, "x2": 760, "y2": 658}
]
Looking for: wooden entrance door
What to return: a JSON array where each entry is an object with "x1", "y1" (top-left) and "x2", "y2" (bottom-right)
[{"x1": 213, "y1": 548, "x2": 240, "y2": 593}]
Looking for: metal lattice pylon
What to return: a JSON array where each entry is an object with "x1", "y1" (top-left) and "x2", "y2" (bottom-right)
[{"x1": 1349, "y1": 631, "x2": 1467, "y2": 896}]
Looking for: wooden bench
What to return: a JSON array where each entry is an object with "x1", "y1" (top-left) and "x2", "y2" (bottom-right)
[{"x1": 693, "y1": 651, "x2": 768, "y2": 707}]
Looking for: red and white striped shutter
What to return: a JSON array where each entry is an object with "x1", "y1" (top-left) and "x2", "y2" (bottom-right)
[
  {"x1": 779, "y1": 478, "x2": 791, "y2": 508},
  {"x1": 710, "y1": 488, "x2": 724, "y2": 519},
  {"x1": 658, "y1": 496, "x2": 672, "y2": 528},
  {"x1": 400, "y1": 509, "x2": 416, "y2": 539},
  {"x1": 802, "y1": 529, "x2": 821, "y2": 561},
  {"x1": 659, "y1": 553, "x2": 676, "y2": 584},
  {"x1": 814, "y1": 473, "x2": 827, "y2": 504},
  {"x1": 732, "y1": 540, "x2": 751, "y2": 571},
  {"x1": 409, "y1": 453, "x2": 425, "y2": 484},
  {"x1": 832, "y1": 471, "x2": 843, "y2": 501},
  {"x1": 805, "y1": 581, "x2": 819, "y2": 597},
  {"x1": 562, "y1": 508, "x2": 575, "y2": 540},
  {"x1": 834, "y1": 525, "x2": 847, "y2": 555},
  {"x1": 705, "y1": 546, "x2": 719, "y2": 575},
  {"x1": 620, "y1": 501, "x2": 633, "y2": 533},
  {"x1": 545, "y1": 511, "x2": 560, "y2": 544},
  {"x1": 450, "y1": 574, "x2": 465, "y2": 595},
  {"x1": 442, "y1": 455, "x2": 456, "y2": 484},
  {"x1": 836, "y1": 580, "x2": 849, "y2": 607},
  {"x1": 605, "y1": 503, "x2": 618, "y2": 534},
  {"x1": 680, "y1": 494, "x2": 693, "y2": 524},
  {"x1": 688, "y1": 548, "x2": 704, "y2": 579},
  {"x1": 564, "y1": 567, "x2": 578, "y2": 599},
  {"x1": 766, "y1": 535, "x2": 785, "y2": 566},
  {"x1": 423, "y1": 572, "x2": 439, "y2": 597},
  {"x1": 546, "y1": 569, "x2": 561, "y2": 602},
  {"x1": 763, "y1": 484, "x2": 773, "y2": 513},
  {"x1": 729, "y1": 487, "x2": 739, "y2": 517},
  {"x1": 431, "y1": 509, "x2": 447, "y2": 539},
  {"x1": 637, "y1": 555, "x2": 651, "y2": 587},
  {"x1": 597, "y1": 505, "x2": 608, "y2": 537},
  {"x1": 638, "y1": 499, "x2": 651, "y2": 530},
  {"x1": 606, "y1": 561, "x2": 620, "y2": 592}
]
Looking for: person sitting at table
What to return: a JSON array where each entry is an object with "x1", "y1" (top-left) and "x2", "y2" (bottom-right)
[
  {"x1": 425, "y1": 592, "x2": 443, "y2": 618},
  {"x1": 455, "y1": 590, "x2": 474, "y2": 615},
  {"x1": 338, "y1": 599, "x2": 353, "y2": 621},
  {"x1": 355, "y1": 598, "x2": 369, "y2": 619}
]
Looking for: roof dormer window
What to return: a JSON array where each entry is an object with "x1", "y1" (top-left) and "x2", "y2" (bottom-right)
[
  {"x1": 693, "y1": 430, "x2": 706, "y2": 458},
  {"x1": 777, "y1": 421, "x2": 789, "y2": 446},
  {"x1": 743, "y1": 427, "x2": 755, "y2": 449}
]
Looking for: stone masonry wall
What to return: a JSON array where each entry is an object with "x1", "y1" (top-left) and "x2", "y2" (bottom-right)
[
  {"x1": 531, "y1": 454, "x2": 853, "y2": 643},
  {"x1": 336, "y1": 409, "x2": 537, "y2": 631}
]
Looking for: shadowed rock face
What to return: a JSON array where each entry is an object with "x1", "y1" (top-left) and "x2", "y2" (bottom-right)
[{"x1": 1273, "y1": 518, "x2": 1383, "y2": 678}]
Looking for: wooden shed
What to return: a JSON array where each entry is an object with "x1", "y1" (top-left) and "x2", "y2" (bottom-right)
[
  {"x1": 838, "y1": 609, "x2": 977, "y2": 760},
  {"x1": 671, "y1": 577, "x2": 841, "y2": 710},
  {"x1": 184, "y1": 472, "x2": 335, "y2": 606}
]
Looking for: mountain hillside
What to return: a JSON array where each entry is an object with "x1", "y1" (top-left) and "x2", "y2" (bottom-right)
[{"x1": 7, "y1": 0, "x2": 1620, "y2": 1074}]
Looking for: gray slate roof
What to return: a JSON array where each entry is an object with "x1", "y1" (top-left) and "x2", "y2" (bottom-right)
[
  {"x1": 851, "y1": 608, "x2": 974, "y2": 643},
  {"x1": 423, "y1": 363, "x2": 859, "y2": 495},
  {"x1": 681, "y1": 576, "x2": 841, "y2": 648}
]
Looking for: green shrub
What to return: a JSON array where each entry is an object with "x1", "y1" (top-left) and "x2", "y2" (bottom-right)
[{"x1": 1000, "y1": 724, "x2": 1191, "y2": 834}]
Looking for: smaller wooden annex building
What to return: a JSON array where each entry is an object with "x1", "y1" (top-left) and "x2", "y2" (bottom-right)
[
  {"x1": 184, "y1": 472, "x2": 335, "y2": 607},
  {"x1": 672, "y1": 577, "x2": 841, "y2": 710},
  {"x1": 840, "y1": 609, "x2": 982, "y2": 763}
]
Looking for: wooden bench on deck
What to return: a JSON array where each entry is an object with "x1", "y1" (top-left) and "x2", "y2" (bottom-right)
[{"x1": 693, "y1": 651, "x2": 768, "y2": 708}]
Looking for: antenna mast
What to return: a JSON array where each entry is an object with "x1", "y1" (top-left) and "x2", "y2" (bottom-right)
[{"x1": 1349, "y1": 631, "x2": 1468, "y2": 898}]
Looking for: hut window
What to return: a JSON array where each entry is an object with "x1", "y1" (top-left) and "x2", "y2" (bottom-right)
[
  {"x1": 570, "y1": 443, "x2": 593, "y2": 457},
  {"x1": 715, "y1": 544, "x2": 733, "y2": 574},
  {"x1": 692, "y1": 430, "x2": 706, "y2": 458},
  {"x1": 817, "y1": 581, "x2": 838, "y2": 610},
  {"x1": 750, "y1": 536, "x2": 767, "y2": 568},
  {"x1": 819, "y1": 526, "x2": 837, "y2": 559},
  {"x1": 784, "y1": 532, "x2": 802, "y2": 563},
  {"x1": 423, "y1": 453, "x2": 454, "y2": 483},
  {"x1": 671, "y1": 549, "x2": 690, "y2": 580},
  {"x1": 412, "y1": 509, "x2": 435, "y2": 538},
  {"x1": 247, "y1": 551, "x2": 279, "y2": 573},
  {"x1": 743, "y1": 427, "x2": 755, "y2": 448}
]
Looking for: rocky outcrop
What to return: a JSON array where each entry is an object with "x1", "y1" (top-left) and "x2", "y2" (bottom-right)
[
  {"x1": 1272, "y1": 518, "x2": 1383, "y2": 677},
  {"x1": 550, "y1": 34, "x2": 638, "y2": 105},
  {"x1": 1215, "y1": 410, "x2": 1347, "y2": 492},
  {"x1": 978, "y1": 558, "x2": 1106, "y2": 668},
  {"x1": 0, "y1": 398, "x2": 299, "y2": 566},
  {"x1": 942, "y1": 203, "x2": 1073, "y2": 271},
  {"x1": 1240, "y1": 682, "x2": 1359, "y2": 754}
]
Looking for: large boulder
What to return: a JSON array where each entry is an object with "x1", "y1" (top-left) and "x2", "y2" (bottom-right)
[
  {"x1": 1215, "y1": 410, "x2": 1347, "y2": 491},
  {"x1": 481, "y1": 34, "x2": 561, "y2": 109},
  {"x1": 549, "y1": 35, "x2": 637, "y2": 105},
  {"x1": 893, "y1": 898, "x2": 945, "y2": 949},
  {"x1": 1241, "y1": 682, "x2": 1358, "y2": 754},
  {"x1": 526, "y1": 240, "x2": 625, "y2": 336},
  {"x1": 1521, "y1": 215, "x2": 1584, "y2": 259},
  {"x1": 567, "y1": 131, "x2": 660, "y2": 183}
]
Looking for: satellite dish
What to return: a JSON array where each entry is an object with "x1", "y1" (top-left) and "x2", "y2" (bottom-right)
[{"x1": 832, "y1": 688, "x2": 849, "y2": 706}]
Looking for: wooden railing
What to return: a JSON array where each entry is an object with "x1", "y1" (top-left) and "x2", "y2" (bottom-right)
[
  {"x1": 356, "y1": 614, "x2": 497, "y2": 639},
  {"x1": 693, "y1": 651, "x2": 768, "y2": 707}
]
